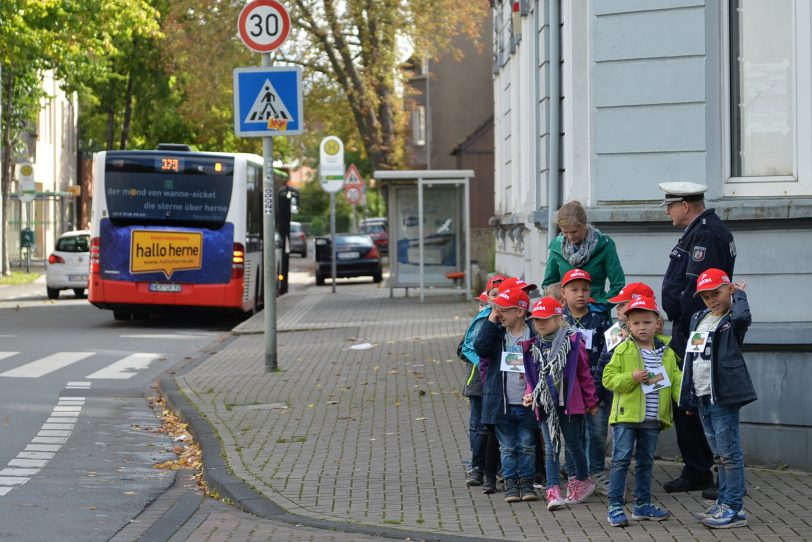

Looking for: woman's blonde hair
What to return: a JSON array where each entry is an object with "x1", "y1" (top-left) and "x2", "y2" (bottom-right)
[{"x1": 556, "y1": 200, "x2": 588, "y2": 228}]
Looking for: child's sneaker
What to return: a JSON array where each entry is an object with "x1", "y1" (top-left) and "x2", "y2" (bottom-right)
[
  {"x1": 465, "y1": 467, "x2": 483, "y2": 486},
  {"x1": 631, "y1": 502, "x2": 671, "y2": 521},
  {"x1": 607, "y1": 506, "x2": 629, "y2": 527},
  {"x1": 519, "y1": 477, "x2": 538, "y2": 502},
  {"x1": 691, "y1": 502, "x2": 722, "y2": 521},
  {"x1": 564, "y1": 478, "x2": 596, "y2": 504},
  {"x1": 545, "y1": 486, "x2": 566, "y2": 511},
  {"x1": 592, "y1": 472, "x2": 609, "y2": 496},
  {"x1": 504, "y1": 478, "x2": 521, "y2": 503},
  {"x1": 701, "y1": 504, "x2": 748, "y2": 529}
]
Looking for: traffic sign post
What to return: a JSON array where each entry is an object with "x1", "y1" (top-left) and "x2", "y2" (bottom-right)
[
  {"x1": 235, "y1": 0, "x2": 293, "y2": 372},
  {"x1": 319, "y1": 136, "x2": 345, "y2": 293}
]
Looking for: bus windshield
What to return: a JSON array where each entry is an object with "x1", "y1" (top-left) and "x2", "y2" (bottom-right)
[{"x1": 104, "y1": 153, "x2": 235, "y2": 227}]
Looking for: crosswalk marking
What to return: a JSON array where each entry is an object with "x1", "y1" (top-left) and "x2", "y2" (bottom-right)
[
  {"x1": 0, "y1": 477, "x2": 29, "y2": 486},
  {"x1": 0, "y1": 352, "x2": 94, "y2": 378},
  {"x1": 86, "y1": 353, "x2": 162, "y2": 380},
  {"x1": 0, "y1": 352, "x2": 18, "y2": 361}
]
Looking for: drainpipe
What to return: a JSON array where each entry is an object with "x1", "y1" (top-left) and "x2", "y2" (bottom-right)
[{"x1": 546, "y1": 0, "x2": 562, "y2": 238}]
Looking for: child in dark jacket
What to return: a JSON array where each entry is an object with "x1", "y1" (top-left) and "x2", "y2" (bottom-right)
[
  {"x1": 521, "y1": 297, "x2": 598, "y2": 511},
  {"x1": 474, "y1": 287, "x2": 538, "y2": 503},
  {"x1": 679, "y1": 269, "x2": 756, "y2": 529},
  {"x1": 559, "y1": 269, "x2": 612, "y2": 493}
]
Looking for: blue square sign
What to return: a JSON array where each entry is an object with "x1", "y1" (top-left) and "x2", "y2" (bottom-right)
[{"x1": 233, "y1": 66, "x2": 303, "y2": 136}]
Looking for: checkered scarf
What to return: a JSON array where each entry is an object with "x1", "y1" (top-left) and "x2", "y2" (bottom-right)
[{"x1": 531, "y1": 326, "x2": 573, "y2": 454}]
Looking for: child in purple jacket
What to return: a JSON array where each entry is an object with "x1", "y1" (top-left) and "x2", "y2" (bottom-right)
[{"x1": 522, "y1": 297, "x2": 599, "y2": 511}]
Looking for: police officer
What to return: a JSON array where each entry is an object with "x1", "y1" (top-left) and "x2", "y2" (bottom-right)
[{"x1": 659, "y1": 181, "x2": 736, "y2": 498}]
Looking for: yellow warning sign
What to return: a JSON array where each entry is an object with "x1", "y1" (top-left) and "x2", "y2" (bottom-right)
[{"x1": 130, "y1": 230, "x2": 203, "y2": 279}]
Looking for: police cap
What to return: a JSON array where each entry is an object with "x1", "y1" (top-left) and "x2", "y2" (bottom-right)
[{"x1": 658, "y1": 181, "x2": 708, "y2": 207}]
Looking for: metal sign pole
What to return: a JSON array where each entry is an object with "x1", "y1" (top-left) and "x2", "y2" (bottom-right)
[
  {"x1": 262, "y1": 52, "x2": 278, "y2": 372},
  {"x1": 330, "y1": 192, "x2": 337, "y2": 294}
]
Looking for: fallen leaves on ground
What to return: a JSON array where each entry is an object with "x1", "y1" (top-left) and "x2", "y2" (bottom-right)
[{"x1": 149, "y1": 396, "x2": 210, "y2": 495}]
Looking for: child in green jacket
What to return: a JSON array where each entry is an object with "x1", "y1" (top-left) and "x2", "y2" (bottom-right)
[{"x1": 602, "y1": 296, "x2": 683, "y2": 527}]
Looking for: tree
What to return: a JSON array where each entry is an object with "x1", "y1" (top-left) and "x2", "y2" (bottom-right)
[
  {"x1": 0, "y1": 0, "x2": 161, "y2": 275},
  {"x1": 283, "y1": 0, "x2": 487, "y2": 171}
]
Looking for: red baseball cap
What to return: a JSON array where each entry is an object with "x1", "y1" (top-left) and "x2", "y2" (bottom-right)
[
  {"x1": 695, "y1": 268, "x2": 732, "y2": 294},
  {"x1": 561, "y1": 268, "x2": 592, "y2": 287},
  {"x1": 608, "y1": 282, "x2": 656, "y2": 304},
  {"x1": 478, "y1": 291, "x2": 489, "y2": 302},
  {"x1": 625, "y1": 296, "x2": 660, "y2": 315},
  {"x1": 529, "y1": 297, "x2": 564, "y2": 319},
  {"x1": 498, "y1": 276, "x2": 538, "y2": 293},
  {"x1": 492, "y1": 288, "x2": 530, "y2": 310},
  {"x1": 486, "y1": 274, "x2": 507, "y2": 291}
]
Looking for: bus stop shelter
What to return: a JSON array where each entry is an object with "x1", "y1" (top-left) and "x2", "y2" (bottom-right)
[{"x1": 373, "y1": 170, "x2": 473, "y2": 302}]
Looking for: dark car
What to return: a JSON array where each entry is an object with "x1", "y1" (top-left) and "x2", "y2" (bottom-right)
[
  {"x1": 359, "y1": 218, "x2": 388, "y2": 253},
  {"x1": 289, "y1": 221, "x2": 308, "y2": 257},
  {"x1": 315, "y1": 233, "x2": 383, "y2": 286}
]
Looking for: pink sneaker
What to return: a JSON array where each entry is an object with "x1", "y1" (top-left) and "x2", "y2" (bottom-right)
[
  {"x1": 564, "y1": 478, "x2": 577, "y2": 502},
  {"x1": 564, "y1": 477, "x2": 596, "y2": 504},
  {"x1": 546, "y1": 486, "x2": 566, "y2": 511}
]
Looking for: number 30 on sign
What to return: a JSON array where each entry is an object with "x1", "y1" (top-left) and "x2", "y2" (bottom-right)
[{"x1": 238, "y1": 0, "x2": 291, "y2": 53}]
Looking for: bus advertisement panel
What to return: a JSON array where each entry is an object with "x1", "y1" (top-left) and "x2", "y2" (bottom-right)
[{"x1": 89, "y1": 149, "x2": 266, "y2": 319}]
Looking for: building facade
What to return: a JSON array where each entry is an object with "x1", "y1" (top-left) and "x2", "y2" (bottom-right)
[
  {"x1": 493, "y1": 0, "x2": 812, "y2": 469},
  {"x1": 404, "y1": 17, "x2": 496, "y2": 279},
  {"x1": 9, "y1": 70, "x2": 79, "y2": 262}
]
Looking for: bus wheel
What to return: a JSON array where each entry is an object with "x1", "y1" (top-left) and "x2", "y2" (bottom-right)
[{"x1": 113, "y1": 310, "x2": 131, "y2": 321}]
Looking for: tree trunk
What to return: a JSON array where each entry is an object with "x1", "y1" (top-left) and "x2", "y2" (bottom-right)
[
  {"x1": 119, "y1": 70, "x2": 133, "y2": 150},
  {"x1": 105, "y1": 108, "x2": 115, "y2": 150},
  {"x1": 1, "y1": 70, "x2": 15, "y2": 276}
]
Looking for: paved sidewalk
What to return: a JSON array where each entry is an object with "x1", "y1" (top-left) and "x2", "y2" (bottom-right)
[{"x1": 171, "y1": 281, "x2": 812, "y2": 541}]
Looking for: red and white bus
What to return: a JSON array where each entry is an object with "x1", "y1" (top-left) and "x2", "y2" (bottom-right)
[{"x1": 89, "y1": 146, "x2": 272, "y2": 320}]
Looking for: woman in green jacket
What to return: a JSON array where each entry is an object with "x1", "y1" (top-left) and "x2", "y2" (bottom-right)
[{"x1": 542, "y1": 201, "x2": 626, "y2": 310}]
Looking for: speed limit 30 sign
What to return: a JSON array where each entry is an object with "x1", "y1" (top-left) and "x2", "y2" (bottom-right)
[{"x1": 238, "y1": 0, "x2": 291, "y2": 53}]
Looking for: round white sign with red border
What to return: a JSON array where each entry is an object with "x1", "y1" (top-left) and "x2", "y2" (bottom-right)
[{"x1": 238, "y1": 0, "x2": 291, "y2": 53}]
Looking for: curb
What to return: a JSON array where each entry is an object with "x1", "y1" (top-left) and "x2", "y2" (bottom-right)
[{"x1": 159, "y1": 369, "x2": 494, "y2": 542}]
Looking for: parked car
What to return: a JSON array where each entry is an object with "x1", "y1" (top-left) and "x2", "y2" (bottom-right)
[
  {"x1": 314, "y1": 233, "x2": 382, "y2": 286},
  {"x1": 359, "y1": 218, "x2": 388, "y2": 253},
  {"x1": 46, "y1": 229, "x2": 90, "y2": 299},
  {"x1": 289, "y1": 221, "x2": 308, "y2": 257}
]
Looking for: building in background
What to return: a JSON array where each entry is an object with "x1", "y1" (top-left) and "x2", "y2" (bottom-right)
[
  {"x1": 493, "y1": 0, "x2": 812, "y2": 469},
  {"x1": 8, "y1": 70, "x2": 79, "y2": 263},
  {"x1": 403, "y1": 17, "x2": 496, "y2": 280}
]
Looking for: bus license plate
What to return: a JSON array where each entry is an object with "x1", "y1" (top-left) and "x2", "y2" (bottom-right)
[
  {"x1": 149, "y1": 283, "x2": 182, "y2": 293},
  {"x1": 68, "y1": 274, "x2": 88, "y2": 282},
  {"x1": 337, "y1": 251, "x2": 359, "y2": 260}
]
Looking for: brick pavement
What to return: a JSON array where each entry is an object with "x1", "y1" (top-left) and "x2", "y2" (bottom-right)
[{"x1": 174, "y1": 281, "x2": 812, "y2": 541}]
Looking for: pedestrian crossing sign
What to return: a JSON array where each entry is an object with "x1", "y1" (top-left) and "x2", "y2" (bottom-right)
[{"x1": 233, "y1": 66, "x2": 303, "y2": 136}]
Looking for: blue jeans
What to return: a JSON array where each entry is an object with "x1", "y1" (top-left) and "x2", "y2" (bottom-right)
[
  {"x1": 468, "y1": 395, "x2": 483, "y2": 455},
  {"x1": 697, "y1": 396, "x2": 745, "y2": 512},
  {"x1": 539, "y1": 408, "x2": 589, "y2": 488},
  {"x1": 608, "y1": 425, "x2": 659, "y2": 508},
  {"x1": 563, "y1": 402, "x2": 611, "y2": 477},
  {"x1": 494, "y1": 405, "x2": 537, "y2": 480}
]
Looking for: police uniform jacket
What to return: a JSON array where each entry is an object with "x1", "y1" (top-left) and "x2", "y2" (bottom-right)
[{"x1": 662, "y1": 208, "x2": 736, "y2": 337}]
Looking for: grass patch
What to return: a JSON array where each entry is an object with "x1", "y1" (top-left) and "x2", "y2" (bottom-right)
[
  {"x1": 0, "y1": 271, "x2": 39, "y2": 285},
  {"x1": 382, "y1": 519, "x2": 402, "y2": 525}
]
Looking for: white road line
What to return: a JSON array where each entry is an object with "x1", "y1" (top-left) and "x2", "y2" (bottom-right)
[
  {"x1": 0, "y1": 352, "x2": 94, "y2": 378},
  {"x1": 17, "y1": 452, "x2": 55, "y2": 460},
  {"x1": 53, "y1": 406, "x2": 82, "y2": 412},
  {"x1": 26, "y1": 444, "x2": 60, "y2": 452},
  {"x1": 0, "y1": 468, "x2": 39, "y2": 477},
  {"x1": 0, "y1": 488, "x2": 12, "y2": 495},
  {"x1": 0, "y1": 477, "x2": 29, "y2": 486},
  {"x1": 120, "y1": 334, "x2": 202, "y2": 339},
  {"x1": 49, "y1": 412, "x2": 78, "y2": 417},
  {"x1": 37, "y1": 430, "x2": 72, "y2": 438},
  {"x1": 0, "y1": 352, "x2": 18, "y2": 361},
  {"x1": 46, "y1": 418, "x2": 76, "y2": 424},
  {"x1": 86, "y1": 353, "x2": 162, "y2": 380},
  {"x1": 42, "y1": 424, "x2": 74, "y2": 430},
  {"x1": 66, "y1": 381, "x2": 91, "y2": 389},
  {"x1": 8, "y1": 459, "x2": 48, "y2": 468},
  {"x1": 31, "y1": 437, "x2": 67, "y2": 444}
]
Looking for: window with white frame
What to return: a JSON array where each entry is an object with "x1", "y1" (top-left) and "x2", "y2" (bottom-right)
[
  {"x1": 412, "y1": 105, "x2": 426, "y2": 147},
  {"x1": 726, "y1": 0, "x2": 812, "y2": 195}
]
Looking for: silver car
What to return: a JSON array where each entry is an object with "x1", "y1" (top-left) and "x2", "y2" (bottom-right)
[
  {"x1": 289, "y1": 221, "x2": 308, "y2": 257},
  {"x1": 45, "y1": 230, "x2": 90, "y2": 299}
]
